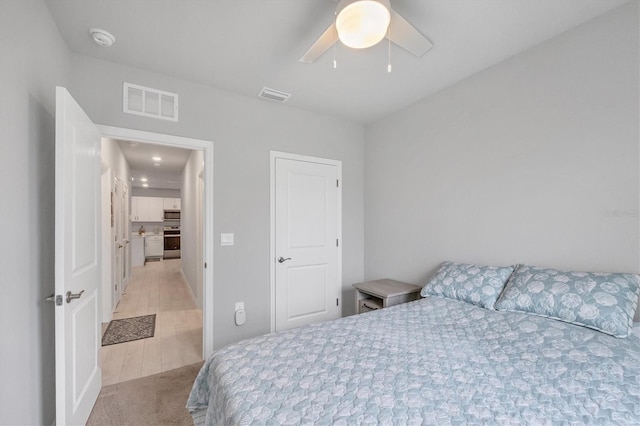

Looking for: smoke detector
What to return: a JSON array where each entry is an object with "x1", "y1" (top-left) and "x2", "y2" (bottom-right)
[{"x1": 89, "y1": 28, "x2": 116, "y2": 47}]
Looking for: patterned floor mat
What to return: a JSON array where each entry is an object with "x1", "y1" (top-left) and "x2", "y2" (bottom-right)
[{"x1": 102, "y1": 314, "x2": 156, "y2": 346}]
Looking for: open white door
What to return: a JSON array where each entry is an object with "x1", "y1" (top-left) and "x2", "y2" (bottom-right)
[
  {"x1": 55, "y1": 87, "x2": 102, "y2": 425},
  {"x1": 273, "y1": 154, "x2": 342, "y2": 331}
]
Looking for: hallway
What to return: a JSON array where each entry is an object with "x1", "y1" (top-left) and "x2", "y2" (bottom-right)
[{"x1": 100, "y1": 259, "x2": 203, "y2": 386}]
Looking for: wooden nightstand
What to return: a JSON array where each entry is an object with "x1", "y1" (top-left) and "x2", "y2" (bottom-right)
[{"x1": 353, "y1": 279, "x2": 422, "y2": 314}]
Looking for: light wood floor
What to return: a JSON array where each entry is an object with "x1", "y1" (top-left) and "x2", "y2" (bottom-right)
[{"x1": 100, "y1": 259, "x2": 203, "y2": 386}]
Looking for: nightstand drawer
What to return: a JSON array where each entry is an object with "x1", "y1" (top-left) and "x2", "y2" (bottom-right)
[{"x1": 359, "y1": 298, "x2": 382, "y2": 313}]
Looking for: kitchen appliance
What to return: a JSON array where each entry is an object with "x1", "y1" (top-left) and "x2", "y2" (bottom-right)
[
  {"x1": 144, "y1": 235, "x2": 164, "y2": 260},
  {"x1": 164, "y1": 226, "x2": 181, "y2": 259},
  {"x1": 164, "y1": 210, "x2": 180, "y2": 221}
]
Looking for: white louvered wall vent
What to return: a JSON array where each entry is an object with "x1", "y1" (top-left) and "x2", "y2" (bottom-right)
[
  {"x1": 123, "y1": 82, "x2": 179, "y2": 122},
  {"x1": 258, "y1": 87, "x2": 291, "y2": 103}
]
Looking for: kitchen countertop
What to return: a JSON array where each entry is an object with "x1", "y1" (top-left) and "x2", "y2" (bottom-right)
[{"x1": 132, "y1": 232, "x2": 163, "y2": 237}]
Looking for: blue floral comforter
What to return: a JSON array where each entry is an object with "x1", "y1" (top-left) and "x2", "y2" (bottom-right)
[{"x1": 187, "y1": 297, "x2": 640, "y2": 425}]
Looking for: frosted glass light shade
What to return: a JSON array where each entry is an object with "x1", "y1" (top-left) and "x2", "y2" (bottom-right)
[{"x1": 336, "y1": 0, "x2": 391, "y2": 49}]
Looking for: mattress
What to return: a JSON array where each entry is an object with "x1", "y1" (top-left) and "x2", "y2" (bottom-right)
[{"x1": 187, "y1": 297, "x2": 640, "y2": 425}]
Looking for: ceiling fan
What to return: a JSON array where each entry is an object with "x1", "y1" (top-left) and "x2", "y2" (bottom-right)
[{"x1": 300, "y1": 0, "x2": 433, "y2": 64}]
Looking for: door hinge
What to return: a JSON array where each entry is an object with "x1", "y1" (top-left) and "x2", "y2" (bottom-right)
[
  {"x1": 336, "y1": 239, "x2": 339, "y2": 247},
  {"x1": 204, "y1": 262, "x2": 208, "y2": 269},
  {"x1": 336, "y1": 298, "x2": 339, "y2": 306},
  {"x1": 336, "y1": 179, "x2": 339, "y2": 188}
]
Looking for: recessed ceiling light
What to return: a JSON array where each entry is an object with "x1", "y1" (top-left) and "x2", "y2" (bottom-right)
[
  {"x1": 153, "y1": 163, "x2": 161, "y2": 167},
  {"x1": 142, "y1": 183, "x2": 149, "y2": 188},
  {"x1": 140, "y1": 177, "x2": 148, "y2": 182},
  {"x1": 89, "y1": 28, "x2": 116, "y2": 47},
  {"x1": 152, "y1": 156, "x2": 162, "y2": 161}
]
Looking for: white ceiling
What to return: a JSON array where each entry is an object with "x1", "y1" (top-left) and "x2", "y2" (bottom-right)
[
  {"x1": 46, "y1": 0, "x2": 627, "y2": 123},
  {"x1": 115, "y1": 139, "x2": 192, "y2": 190}
]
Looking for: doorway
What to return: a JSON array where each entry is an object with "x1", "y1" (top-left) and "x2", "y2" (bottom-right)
[
  {"x1": 98, "y1": 126, "x2": 214, "y2": 378},
  {"x1": 101, "y1": 139, "x2": 203, "y2": 385}
]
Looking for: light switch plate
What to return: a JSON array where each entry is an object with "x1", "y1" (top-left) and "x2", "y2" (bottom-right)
[{"x1": 221, "y1": 233, "x2": 234, "y2": 246}]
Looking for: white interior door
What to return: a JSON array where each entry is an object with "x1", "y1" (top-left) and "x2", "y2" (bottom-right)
[
  {"x1": 113, "y1": 177, "x2": 123, "y2": 309},
  {"x1": 55, "y1": 86, "x2": 102, "y2": 425},
  {"x1": 123, "y1": 183, "x2": 130, "y2": 288},
  {"x1": 117, "y1": 180, "x2": 127, "y2": 290},
  {"x1": 274, "y1": 155, "x2": 341, "y2": 331}
]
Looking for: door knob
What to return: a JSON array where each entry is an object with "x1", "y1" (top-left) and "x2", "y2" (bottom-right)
[
  {"x1": 277, "y1": 257, "x2": 292, "y2": 263},
  {"x1": 66, "y1": 290, "x2": 85, "y2": 303}
]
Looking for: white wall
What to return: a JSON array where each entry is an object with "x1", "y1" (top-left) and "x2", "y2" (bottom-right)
[
  {"x1": 69, "y1": 54, "x2": 365, "y2": 349},
  {"x1": 102, "y1": 139, "x2": 132, "y2": 189},
  {"x1": 365, "y1": 3, "x2": 639, "y2": 316},
  {"x1": 181, "y1": 150, "x2": 204, "y2": 307},
  {"x1": 0, "y1": 1, "x2": 71, "y2": 424}
]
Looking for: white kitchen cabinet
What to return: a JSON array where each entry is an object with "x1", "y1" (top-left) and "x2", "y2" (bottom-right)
[
  {"x1": 131, "y1": 196, "x2": 145, "y2": 221},
  {"x1": 131, "y1": 196, "x2": 164, "y2": 222},
  {"x1": 163, "y1": 198, "x2": 181, "y2": 211},
  {"x1": 148, "y1": 198, "x2": 164, "y2": 221}
]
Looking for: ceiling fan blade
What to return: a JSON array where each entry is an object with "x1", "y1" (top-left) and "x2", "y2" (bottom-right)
[
  {"x1": 299, "y1": 23, "x2": 338, "y2": 63},
  {"x1": 387, "y1": 9, "x2": 433, "y2": 57}
]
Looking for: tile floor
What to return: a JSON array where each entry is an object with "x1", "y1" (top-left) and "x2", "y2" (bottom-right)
[{"x1": 100, "y1": 259, "x2": 203, "y2": 386}]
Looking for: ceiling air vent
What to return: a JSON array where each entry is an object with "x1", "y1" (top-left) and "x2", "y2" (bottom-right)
[
  {"x1": 258, "y1": 87, "x2": 291, "y2": 103},
  {"x1": 123, "y1": 82, "x2": 178, "y2": 122}
]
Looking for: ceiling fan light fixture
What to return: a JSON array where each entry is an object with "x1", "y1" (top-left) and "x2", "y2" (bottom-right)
[{"x1": 336, "y1": 0, "x2": 390, "y2": 49}]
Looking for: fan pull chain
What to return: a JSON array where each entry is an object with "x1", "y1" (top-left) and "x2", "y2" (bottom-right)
[
  {"x1": 333, "y1": 11, "x2": 338, "y2": 69},
  {"x1": 387, "y1": 25, "x2": 392, "y2": 73}
]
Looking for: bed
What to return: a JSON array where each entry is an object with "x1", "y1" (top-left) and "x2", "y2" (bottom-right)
[{"x1": 187, "y1": 263, "x2": 640, "y2": 425}]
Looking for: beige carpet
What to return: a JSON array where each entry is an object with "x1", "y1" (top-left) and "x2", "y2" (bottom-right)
[{"x1": 87, "y1": 362, "x2": 204, "y2": 425}]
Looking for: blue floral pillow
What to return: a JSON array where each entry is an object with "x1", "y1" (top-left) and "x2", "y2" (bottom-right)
[
  {"x1": 421, "y1": 261, "x2": 516, "y2": 309},
  {"x1": 494, "y1": 265, "x2": 640, "y2": 338}
]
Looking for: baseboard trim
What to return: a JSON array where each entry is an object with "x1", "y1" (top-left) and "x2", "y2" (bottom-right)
[{"x1": 180, "y1": 268, "x2": 199, "y2": 308}]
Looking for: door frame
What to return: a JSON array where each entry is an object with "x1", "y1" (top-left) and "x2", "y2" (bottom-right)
[
  {"x1": 113, "y1": 175, "x2": 125, "y2": 310},
  {"x1": 101, "y1": 163, "x2": 113, "y2": 323},
  {"x1": 269, "y1": 151, "x2": 342, "y2": 333},
  {"x1": 98, "y1": 125, "x2": 216, "y2": 357}
]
